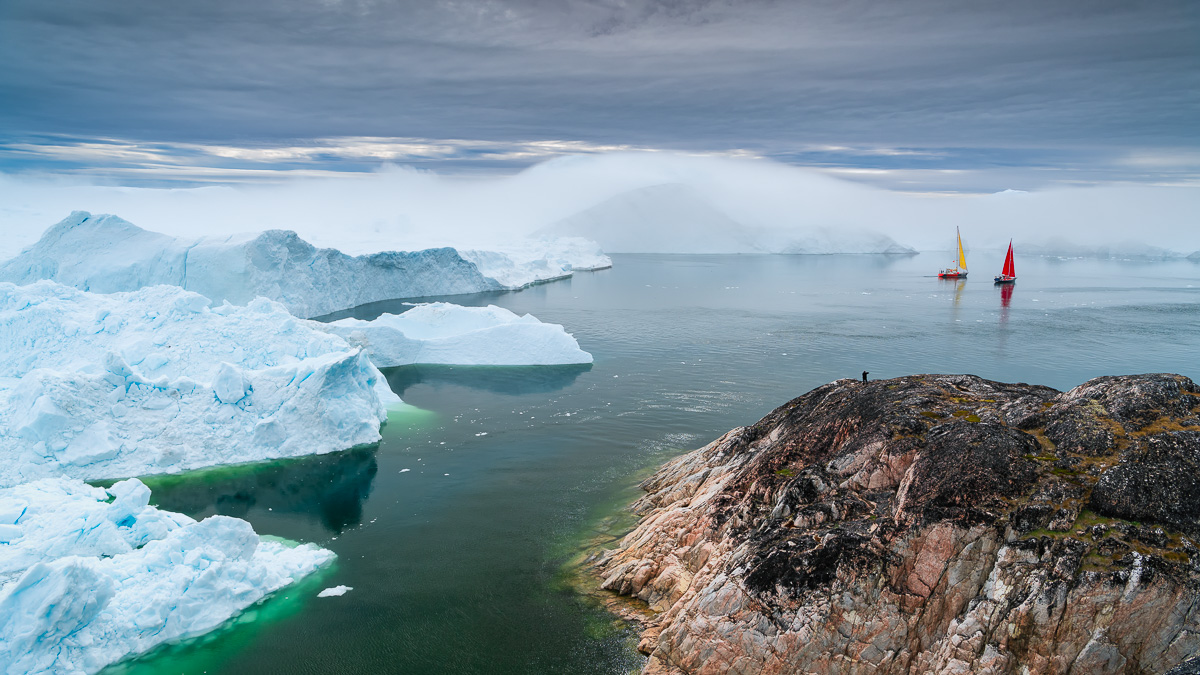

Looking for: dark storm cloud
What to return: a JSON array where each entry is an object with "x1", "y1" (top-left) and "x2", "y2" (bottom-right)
[{"x1": 0, "y1": 0, "x2": 1197, "y2": 180}]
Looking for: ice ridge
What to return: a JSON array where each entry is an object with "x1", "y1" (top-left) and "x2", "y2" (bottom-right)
[
  {"x1": 0, "y1": 212, "x2": 612, "y2": 318},
  {"x1": 0, "y1": 281, "x2": 398, "y2": 488},
  {"x1": 0, "y1": 477, "x2": 333, "y2": 675}
]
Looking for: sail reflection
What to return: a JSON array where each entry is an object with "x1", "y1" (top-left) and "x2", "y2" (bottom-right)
[
  {"x1": 998, "y1": 281, "x2": 1015, "y2": 335},
  {"x1": 1000, "y1": 282, "x2": 1014, "y2": 308},
  {"x1": 938, "y1": 277, "x2": 966, "y2": 324},
  {"x1": 952, "y1": 278, "x2": 965, "y2": 304}
]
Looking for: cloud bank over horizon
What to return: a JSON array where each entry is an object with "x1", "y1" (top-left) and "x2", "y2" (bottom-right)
[
  {"x1": 1, "y1": 153, "x2": 1196, "y2": 262},
  {"x1": 1, "y1": 0, "x2": 1197, "y2": 189}
]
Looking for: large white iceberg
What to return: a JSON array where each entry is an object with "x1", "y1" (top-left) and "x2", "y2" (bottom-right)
[
  {"x1": 460, "y1": 237, "x2": 611, "y2": 289},
  {"x1": 0, "y1": 281, "x2": 397, "y2": 488},
  {"x1": 0, "y1": 212, "x2": 612, "y2": 318},
  {"x1": 0, "y1": 477, "x2": 333, "y2": 675},
  {"x1": 326, "y1": 303, "x2": 593, "y2": 367}
]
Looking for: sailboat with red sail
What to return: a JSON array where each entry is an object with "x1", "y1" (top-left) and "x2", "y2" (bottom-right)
[{"x1": 994, "y1": 240, "x2": 1016, "y2": 283}]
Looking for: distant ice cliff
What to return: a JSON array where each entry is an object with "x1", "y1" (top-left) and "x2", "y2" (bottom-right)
[{"x1": 0, "y1": 212, "x2": 611, "y2": 318}]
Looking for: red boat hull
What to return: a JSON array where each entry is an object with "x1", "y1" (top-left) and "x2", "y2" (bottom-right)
[{"x1": 938, "y1": 272, "x2": 967, "y2": 278}]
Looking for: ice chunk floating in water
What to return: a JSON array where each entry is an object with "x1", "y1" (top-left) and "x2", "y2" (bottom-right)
[
  {"x1": 326, "y1": 303, "x2": 593, "y2": 366},
  {"x1": 0, "y1": 477, "x2": 333, "y2": 675},
  {"x1": 318, "y1": 585, "x2": 353, "y2": 597},
  {"x1": 458, "y1": 237, "x2": 611, "y2": 288},
  {"x1": 0, "y1": 281, "x2": 398, "y2": 488},
  {"x1": 0, "y1": 212, "x2": 611, "y2": 318}
]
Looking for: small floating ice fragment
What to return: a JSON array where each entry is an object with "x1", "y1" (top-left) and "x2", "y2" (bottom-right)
[{"x1": 318, "y1": 585, "x2": 353, "y2": 597}]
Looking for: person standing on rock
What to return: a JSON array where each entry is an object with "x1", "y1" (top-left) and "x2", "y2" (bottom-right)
[{"x1": 862, "y1": 371, "x2": 869, "y2": 383}]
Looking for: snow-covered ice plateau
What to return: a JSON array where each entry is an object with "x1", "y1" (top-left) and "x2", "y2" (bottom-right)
[
  {"x1": 0, "y1": 477, "x2": 333, "y2": 675},
  {"x1": 0, "y1": 212, "x2": 612, "y2": 318},
  {"x1": 325, "y1": 303, "x2": 593, "y2": 367},
  {"x1": 0, "y1": 280, "x2": 398, "y2": 488}
]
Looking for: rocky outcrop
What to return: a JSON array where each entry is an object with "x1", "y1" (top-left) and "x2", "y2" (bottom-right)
[{"x1": 593, "y1": 374, "x2": 1200, "y2": 674}]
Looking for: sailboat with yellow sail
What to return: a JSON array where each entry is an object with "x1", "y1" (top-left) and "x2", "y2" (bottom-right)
[{"x1": 938, "y1": 227, "x2": 968, "y2": 279}]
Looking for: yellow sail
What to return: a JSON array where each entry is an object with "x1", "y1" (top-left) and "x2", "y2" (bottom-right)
[{"x1": 956, "y1": 227, "x2": 967, "y2": 270}]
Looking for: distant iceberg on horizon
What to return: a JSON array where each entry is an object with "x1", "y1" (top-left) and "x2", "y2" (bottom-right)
[
  {"x1": 0, "y1": 212, "x2": 612, "y2": 318},
  {"x1": 1013, "y1": 240, "x2": 1200, "y2": 262}
]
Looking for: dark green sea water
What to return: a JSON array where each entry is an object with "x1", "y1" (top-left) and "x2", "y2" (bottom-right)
[{"x1": 104, "y1": 253, "x2": 1200, "y2": 674}]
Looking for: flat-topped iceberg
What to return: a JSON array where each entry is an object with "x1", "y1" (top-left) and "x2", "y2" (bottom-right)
[
  {"x1": 326, "y1": 303, "x2": 593, "y2": 367},
  {"x1": 0, "y1": 477, "x2": 333, "y2": 675},
  {"x1": 0, "y1": 212, "x2": 612, "y2": 318},
  {"x1": 0, "y1": 281, "x2": 397, "y2": 488},
  {"x1": 460, "y1": 237, "x2": 611, "y2": 289}
]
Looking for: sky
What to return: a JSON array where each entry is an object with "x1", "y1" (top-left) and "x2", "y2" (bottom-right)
[{"x1": 1, "y1": 0, "x2": 1198, "y2": 192}]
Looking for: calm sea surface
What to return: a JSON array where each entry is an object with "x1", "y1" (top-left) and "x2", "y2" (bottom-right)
[{"x1": 106, "y1": 253, "x2": 1200, "y2": 674}]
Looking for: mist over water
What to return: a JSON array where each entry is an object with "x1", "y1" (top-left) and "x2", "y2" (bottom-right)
[{"x1": 2, "y1": 153, "x2": 1197, "y2": 261}]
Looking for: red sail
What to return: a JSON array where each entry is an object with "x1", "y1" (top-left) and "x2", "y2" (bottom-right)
[{"x1": 1002, "y1": 241, "x2": 1015, "y2": 277}]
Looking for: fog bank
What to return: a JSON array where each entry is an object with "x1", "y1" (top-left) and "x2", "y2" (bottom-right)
[{"x1": 1, "y1": 153, "x2": 1196, "y2": 262}]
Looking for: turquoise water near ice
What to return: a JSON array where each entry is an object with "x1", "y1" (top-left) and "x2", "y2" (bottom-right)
[{"x1": 107, "y1": 253, "x2": 1200, "y2": 674}]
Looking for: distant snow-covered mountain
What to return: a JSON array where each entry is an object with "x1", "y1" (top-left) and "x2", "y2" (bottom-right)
[{"x1": 540, "y1": 182, "x2": 916, "y2": 255}]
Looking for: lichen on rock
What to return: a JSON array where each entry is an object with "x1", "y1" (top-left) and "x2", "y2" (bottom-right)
[{"x1": 594, "y1": 373, "x2": 1200, "y2": 674}]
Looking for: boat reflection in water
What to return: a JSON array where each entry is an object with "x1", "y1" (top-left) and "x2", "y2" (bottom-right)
[
  {"x1": 938, "y1": 276, "x2": 966, "y2": 324},
  {"x1": 998, "y1": 281, "x2": 1015, "y2": 334},
  {"x1": 1000, "y1": 282, "x2": 1014, "y2": 308}
]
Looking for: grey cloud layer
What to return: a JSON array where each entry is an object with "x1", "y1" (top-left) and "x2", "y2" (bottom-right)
[{"x1": 1, "y1": 0, "x2": 1197, "y2": 161}]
